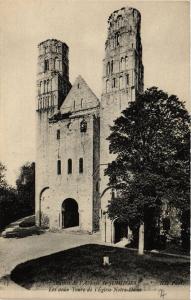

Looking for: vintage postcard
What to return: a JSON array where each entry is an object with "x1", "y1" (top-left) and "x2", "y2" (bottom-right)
[{"x1": 0, "y1": 0, "x2": 190, "y2": 299}]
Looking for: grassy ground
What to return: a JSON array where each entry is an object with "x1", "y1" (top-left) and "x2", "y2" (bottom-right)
[{"x1": 11, "y1": 244, "x2": 189, "y2": 290}]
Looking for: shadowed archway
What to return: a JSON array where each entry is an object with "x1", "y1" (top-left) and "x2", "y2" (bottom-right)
[
  {"x1": 113, "y1": 219, "x2": 128, "y2": 243},
  {"x1": 62, "y1": 198, "x2": 79, "y2": 228}
]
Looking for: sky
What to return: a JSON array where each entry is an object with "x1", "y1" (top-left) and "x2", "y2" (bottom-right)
[{"x1": 0, "y1": 0, "x2": 190, "y2": 186}]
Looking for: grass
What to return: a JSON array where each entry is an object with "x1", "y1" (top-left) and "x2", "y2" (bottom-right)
[{"x1": 11, "y1": 244, "x2": 190, "y2": 290}]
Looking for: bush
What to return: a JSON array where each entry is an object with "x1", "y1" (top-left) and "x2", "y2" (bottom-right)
[
  {"x1": 2, "y1": 226, "x2": 44, "y2": 238},
  {"x1": 19, "y1": 215, "x2": 35, "y2": 228}
]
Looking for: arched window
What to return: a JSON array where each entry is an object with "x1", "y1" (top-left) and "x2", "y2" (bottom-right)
[
  {"x1": 73, "y1": 101, "x2": 75, "y2": 110},
  {"x1": 81, "y1": 99, "x2": 83, "y2": 108},
  {"x1": 79, "y1": 158, "x2": 83, "y2": 173},
  {"x1": 57, "y1": 160, "x2": 61, "y2": 175},
  {"x1": 44, "y1": 60, "x2": 49, "y2": 71},
  {"x1": 68, "y1": 159, "x2": 72, "y2": 174},
  {"x1": 119, "y1": 76, "x2": 123, "y2": 89},
  {"x1": 107, "y1": 62, "x2": 110, "y2": 75}
]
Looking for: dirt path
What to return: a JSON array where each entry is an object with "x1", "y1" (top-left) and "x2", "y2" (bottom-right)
[{"x1": 0, "y1": 230, "x2": 101, "y2": 279}]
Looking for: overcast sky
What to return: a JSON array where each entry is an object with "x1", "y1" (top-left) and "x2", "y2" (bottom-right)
[{"x1": 0, "y1": 0, "x2": 190, "y2": 186}]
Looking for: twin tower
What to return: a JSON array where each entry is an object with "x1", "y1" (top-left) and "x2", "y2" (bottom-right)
[{"x1": 35, "y1": 7, "x2": 144, "y2": 242}]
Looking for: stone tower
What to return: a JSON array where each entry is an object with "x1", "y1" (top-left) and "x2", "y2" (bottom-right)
[
  {"x1": 100, "y1": 7, "x2": 144, "y2": 241},
  {"x1": 35, "y1": 39, "x2": 71, "y2": 225}
]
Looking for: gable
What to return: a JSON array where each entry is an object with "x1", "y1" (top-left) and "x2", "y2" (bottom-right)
[{"x1": 60, "y1": 75, "x2": 99, "y2": 114}]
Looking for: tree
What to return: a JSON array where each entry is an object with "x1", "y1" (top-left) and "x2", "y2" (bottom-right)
[
  {"x1": 0, "y1": 162, "x2": 7, "y2": 188},
  {"x1": 0, "y1": 162, "x2": 19, "y2": 229},
  {"x1": 0, "y1": 161, "x2": 35, "y2": 230},
  {"x1": 105, "y1": 87, "x2": 190, "y2": 252},
  {"x1": 16, "y1": 162, "x2": 35, "y2": 215}
]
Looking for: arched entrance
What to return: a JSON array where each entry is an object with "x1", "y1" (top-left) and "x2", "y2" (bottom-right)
[
  {"x1": 39, "y1": 187, "x2": 50, "y2": 228},
  {"x1": 62, "y1": 198, "x2": 79, "y2": 228},
  {"x1": 113, "y1": 219, "x2": 128, "y2": 243}
]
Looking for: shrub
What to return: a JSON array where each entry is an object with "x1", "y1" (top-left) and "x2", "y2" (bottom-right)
[{"x1": 19, "y1": 215, "x2": 35, "y2": 228}]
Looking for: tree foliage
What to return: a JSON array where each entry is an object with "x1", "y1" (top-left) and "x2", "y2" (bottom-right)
[
  {"x1": 0, "y1": 162, "x2": 7, "y2": 188},
  {"x1": 0, "y1": 162, "x2": 35, "y2": 229},
  {"x1": 16, "y1": 162, "x2": 35, "y2": 214},
  {"x1": 106, "y1": 87, "x2": 190, "y2": 248}
]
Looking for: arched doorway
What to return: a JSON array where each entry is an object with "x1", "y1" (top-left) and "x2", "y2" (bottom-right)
[
  {"x1": 113, "y1": 219, "x2": 128, "y2": 243},
  {"x1": 62, "y1": 198, "x2": 79, "y2": 228},
  {"x1": 39, "y1": 187, "x2": 50, "y2": 228}
]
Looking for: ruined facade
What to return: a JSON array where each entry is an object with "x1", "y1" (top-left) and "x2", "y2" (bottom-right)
[
  {"x1": 36, "y1": 40, "x2": 100, "y2": 232},
  {"x1": 35, "y1": 7, "x2": 144, "y2": 240}
]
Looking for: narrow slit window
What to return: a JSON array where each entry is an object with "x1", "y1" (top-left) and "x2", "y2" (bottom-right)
[
  {"x1": 112, "y1": 78, "x2": 116, "y2": 88},
  {"x1": 111, "y1": 61, "x2": 113, "y2": 74},
  {"x1": 126, "y1": 74, "x2": 129, "y2": 85},
  {"x1": 68, "y1": 159, "x2": 72, "y2": 174},
  {"x1": 44, "y1": 60, "x2": 49, "y2": 71},
  {"x1": 79, "y1": 158, "x2": 83, "y2": 173},
  {"x1": 57, "y1": 160, "x2": 61, "y2": 175},
  {"x1": 116, "y1": 33, "x2": 120, "y2": 46},
  {"x1": 57, "y1": 129, "x2": 60, "y2": 140}
]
